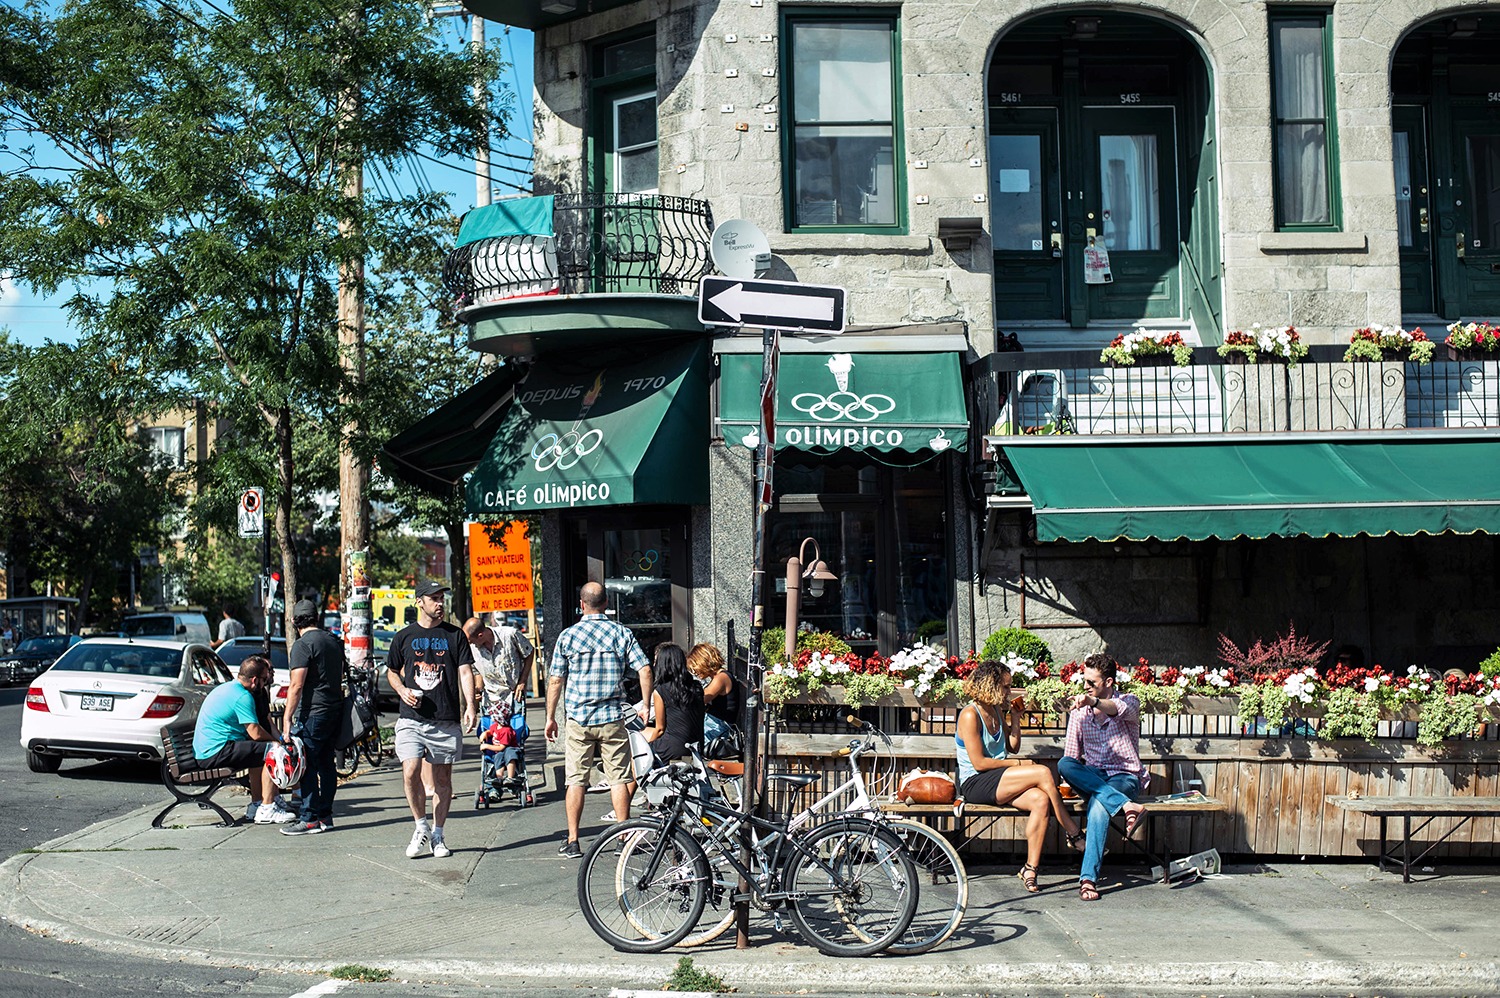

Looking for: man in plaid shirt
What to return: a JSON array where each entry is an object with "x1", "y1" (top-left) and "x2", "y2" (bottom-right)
[
  {"x1": 1058, "y1": 653, "x2": 1148, "y2": 902},
  {"x1": 545, "y1": 581, "x2": 653, "y2": 858}
]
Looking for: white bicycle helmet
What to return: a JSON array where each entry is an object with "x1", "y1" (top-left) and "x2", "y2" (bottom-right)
[{"x1": 265, "y1": 736, "x2": 305, "y2": 790}]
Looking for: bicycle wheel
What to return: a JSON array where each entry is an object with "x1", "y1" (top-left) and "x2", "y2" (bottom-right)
[
  {"x1": 578, "y1": 818, "x2": 709, "y2": 953},
  {"x1": 332, "y1": 747, "x2": 358, "y2": 779},
  {"x1": 883, "y1": 819, "x2": 967, "y2": 955},
  {"x1": 783, "y1": 819, "x2": 917, "y2": 957},
  {"x1": 359, "y1": 725, "x2": 383, "y2": 767},
  {"x1": 676, "y1": 839, "x2": 738, "y2": 947}
]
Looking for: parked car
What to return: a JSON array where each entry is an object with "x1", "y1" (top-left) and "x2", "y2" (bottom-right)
[
  {"x1": 373, "y1": 627, "x2": 397, "y2": 705},
  {"x1": 214, "y1": 636, "x2": 291, "y2": 707},
  {"x1": 121, "y1": 611, "x2": 213, "y2": 645},
  {"x1": 0, "y1": 634, "x2": 82, "y2": 685},
  {"x1": 20, "y1": 638, "x2": 232, "y2": 773}
]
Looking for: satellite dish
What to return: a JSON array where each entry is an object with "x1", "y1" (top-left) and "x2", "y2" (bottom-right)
[{"x1": 710, "y1": 219, "x2": 772, "y2": 280}]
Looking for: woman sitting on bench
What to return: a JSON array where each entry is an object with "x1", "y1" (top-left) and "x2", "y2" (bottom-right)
[{"x1": 956, "y1": 659, "x2": 1085, "y2": 893}]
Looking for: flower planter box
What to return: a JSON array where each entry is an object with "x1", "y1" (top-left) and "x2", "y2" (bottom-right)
[
  {"x1": 1446, "y1": 345, "x2": 1500, "y2": 363},
  {"x1": 1107, "y1": 355, "x2": 1183, "y2": 369}
]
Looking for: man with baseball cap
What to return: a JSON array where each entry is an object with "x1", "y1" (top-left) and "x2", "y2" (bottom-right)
[
  {"x1": 281, "y1": 597, "x2": 346, "y2": 835},
  {"x1": 385, "y1": 580, "x2": 477, "y2": 859}
]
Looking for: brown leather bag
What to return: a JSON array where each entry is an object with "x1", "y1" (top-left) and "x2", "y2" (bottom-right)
[{"x1": 896, "y1": 767, "x2": 957, "y2": 805}]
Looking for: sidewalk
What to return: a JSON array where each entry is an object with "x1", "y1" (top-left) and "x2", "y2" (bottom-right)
[{"x1": 3, "y1": 753, "x2": 1498, "y2": 994}]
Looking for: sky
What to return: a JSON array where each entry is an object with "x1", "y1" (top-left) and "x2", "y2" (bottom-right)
[{"x1": 0, "y1": 12, "x2": 535, "y2": 348}]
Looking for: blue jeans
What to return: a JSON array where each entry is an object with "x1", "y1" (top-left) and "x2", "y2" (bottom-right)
[
  {"x1": 292, "y1": 707, "x2": 339, "y2": 824},
  {"x1": 1058, "y1": 756, "x2": 1142, "y2": 884}
]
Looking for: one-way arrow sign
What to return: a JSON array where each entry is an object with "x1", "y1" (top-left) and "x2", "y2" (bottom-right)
[{"x1": 698, "y1": 276, "x2": 846, "y2": 334}]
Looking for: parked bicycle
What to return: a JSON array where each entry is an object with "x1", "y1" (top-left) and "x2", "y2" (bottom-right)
[
  {"x1": 577, "y1": 761, "x2": 918, "y2": 957},
  {"x1": 333, "y1": 662, "x2": 383, "y2": 778}
]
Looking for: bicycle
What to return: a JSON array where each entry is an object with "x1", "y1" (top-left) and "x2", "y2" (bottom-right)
[
  {"x1": 674, "y1": 718, "x2": 967, "y2": 954},
  {"x1": 577, "y1": 762, "x2": 918, "y2": 957},
  {"x1": 333, "y1": 663, "x2": 383, "y2": 778}
]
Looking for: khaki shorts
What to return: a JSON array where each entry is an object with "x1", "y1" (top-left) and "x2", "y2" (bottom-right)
[{"x1": 564, "y1": 718, "x2": 632, "y2": 788}]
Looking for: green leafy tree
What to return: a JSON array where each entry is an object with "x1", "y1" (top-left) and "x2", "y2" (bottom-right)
[{"x1": 0, "y1": 0, "x2": 506, "y2": 634}]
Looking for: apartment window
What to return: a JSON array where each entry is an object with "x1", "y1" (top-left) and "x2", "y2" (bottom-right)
[
  {"x1": 784, "y1": 14, "x2": 902, "y2": 231},
  {"x1": 1270, "y1": 10, "x2": 1339, "y2": 229},
  {"x1": 143, "y1": 426, "x2": 186, "y2": 468}
]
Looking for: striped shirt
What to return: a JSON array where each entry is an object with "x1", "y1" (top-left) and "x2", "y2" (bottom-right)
[
  {"x1": 548, "y1": 614, "x2": 649, "y2": 726},
  {"x1": 1063, "y1": 691, "x2": 1149, "y2": 790}
]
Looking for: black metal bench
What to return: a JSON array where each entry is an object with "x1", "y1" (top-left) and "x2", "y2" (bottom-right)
[
  {"x1": 1327, "y1": 794, "x2": 1500, "y2": 882},
  {"x1": 153, "y1": 726, "x2": 248, "y2": 829}
]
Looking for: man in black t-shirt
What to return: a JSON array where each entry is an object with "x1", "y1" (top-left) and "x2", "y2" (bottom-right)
[
  {"x1": 385, "y1": 580, "x2": 476, "y2": 859},
  {"x1": 281, "y1": 598, "x2": 346, "y2": 836}
]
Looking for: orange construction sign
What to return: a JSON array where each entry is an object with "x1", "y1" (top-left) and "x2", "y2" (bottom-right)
[{"x1": 468, "y1": 522, "x2": 535, "y2": 613}]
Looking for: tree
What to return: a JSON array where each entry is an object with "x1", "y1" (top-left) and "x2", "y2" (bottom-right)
[{"x1": 0, "y1": 0, "x2": 504, "y2": 635}]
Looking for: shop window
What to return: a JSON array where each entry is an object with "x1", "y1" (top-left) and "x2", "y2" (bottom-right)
[
  {"x1": 772, "y1": 458, "x2": 950, "y2": 655},
  {"x1": 1269, "y1": 9, "x2": 1340, "y2": 230},
  {"x1": 783, "y1": 13, "x2": 903, "y2": 232}
]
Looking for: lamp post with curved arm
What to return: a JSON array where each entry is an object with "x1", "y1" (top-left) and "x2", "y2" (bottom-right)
[{"x1": 784, "y1": 537, "x2": 839, "y2": 663}]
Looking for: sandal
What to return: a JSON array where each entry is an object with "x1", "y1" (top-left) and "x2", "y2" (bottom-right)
[
  {"x1": 1079, "y1": 879, "x2": 1101, "y2": 902},
  {"x1": 1016, "y1": 863, "x2": 1039, "y2": 893},
  {"x1": 1122, "y1": 805, "x2": 1144, "y2": 837},
  {"x1": 1066, "y1": 830, "x2": 1086, "y2": 853}
]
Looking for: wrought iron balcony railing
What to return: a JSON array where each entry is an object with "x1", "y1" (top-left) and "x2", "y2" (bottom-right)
[
  {"x1": 982, "y1": 345, "x2": 1500, "y2": 437},
  {"x1": 442, "y1": 193, "x2": 714, "y2": 308}
]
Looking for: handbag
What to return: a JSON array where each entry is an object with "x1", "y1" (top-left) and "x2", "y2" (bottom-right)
[
  {"x1": 896, "y1": 767, "x2": 957, "y2": 805},
  {"x1": 337, "y1": 692, "x2": 375, "y2": 750}
]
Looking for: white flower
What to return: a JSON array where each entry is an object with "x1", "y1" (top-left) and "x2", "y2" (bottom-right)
[
  {"x1": 1363, "y1": 676, "x2": 1380, "y2": 693},
  {"x1": 1283, "y1": 667, "x2": 1318, "y2": 704}
]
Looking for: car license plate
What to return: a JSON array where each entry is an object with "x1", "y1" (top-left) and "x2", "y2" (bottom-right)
[{"x1": 80, "y1": 694, "x2": 114, "y2": 711}]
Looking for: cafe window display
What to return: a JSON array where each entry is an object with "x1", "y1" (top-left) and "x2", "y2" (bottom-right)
[{"x1": 769, "y1": 457, "x2": 952, "y2": 655}]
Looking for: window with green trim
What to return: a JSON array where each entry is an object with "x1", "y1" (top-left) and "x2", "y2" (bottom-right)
[
  {"x1": 1269, "y1": 9, "x2": 1340, "y2": 229},
  {"x1": 783, "y1": 13, "x2": 903, "y2": 231}
]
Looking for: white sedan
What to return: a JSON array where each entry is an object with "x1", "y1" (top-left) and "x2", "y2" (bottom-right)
[{"x1": 20, "y1": 638, "x2": 233, "y2": 773}]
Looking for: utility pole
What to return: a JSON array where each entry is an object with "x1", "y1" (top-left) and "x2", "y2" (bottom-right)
[
  {"x1": 337, "y1": 6, "x2": 369, "y2": 599},
  {"x1": 473, "y1": 14, "x2": 491, "y2": 208}
]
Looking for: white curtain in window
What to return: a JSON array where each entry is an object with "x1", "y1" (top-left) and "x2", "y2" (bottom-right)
[
  {"x1": 1274, "y1": 22, "x2": 1329, "y2": 225},
  {"x1": 792, "y1": 22, "x2": 891, "y2": 124},
  {"x1": 1393, "y1": 131, "x2": 1413, "y2": 247},
  {"x1": 1099, "y1": 134, "x2": 1160, "y2": 251}
]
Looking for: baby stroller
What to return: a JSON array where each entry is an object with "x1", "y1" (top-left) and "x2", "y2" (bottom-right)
[{"x1": 474, "y1": 694, "x2": 540, "y2": 809}]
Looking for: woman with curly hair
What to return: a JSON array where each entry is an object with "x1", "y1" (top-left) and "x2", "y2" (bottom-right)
[{"x1": 956, "y1": 659, "x2": 1084, "y2": 893}]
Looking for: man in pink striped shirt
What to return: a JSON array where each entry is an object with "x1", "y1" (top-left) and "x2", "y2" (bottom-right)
[{"x1": 1058, "y1": 653, "x2": 1148, "y2": 902}]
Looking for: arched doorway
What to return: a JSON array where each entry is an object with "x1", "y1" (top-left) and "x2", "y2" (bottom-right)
[
  {"x1": 1392, "y1": 15, "x2": 1500, "y2": 319},
  {"x1": 987, "y1": 12, "x2": 1221, "y2": 336}
]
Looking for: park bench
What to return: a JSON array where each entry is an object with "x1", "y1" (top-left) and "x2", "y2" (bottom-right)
[
  {"x1": 1326, "y1": 794, "x2": 1500, "y2": 882},
  {"x1": 153, "y1": 725, "x2": 248, "y2": 829},
  {"x1": 882, "y1": 793, "x2": 1229, "y2": 884}
]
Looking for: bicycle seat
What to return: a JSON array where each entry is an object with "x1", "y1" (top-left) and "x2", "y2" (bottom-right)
[
  {"x1": 706, "y1": 760, "x2": 744, "y2": 777},
  {"x1": 766, "y1": 773, "x2": 819, "y2": 789}
]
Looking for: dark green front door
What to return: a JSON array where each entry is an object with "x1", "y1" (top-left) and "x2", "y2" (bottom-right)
[
  {"x1": 990, "y1": 109, "x2": 1064, "y2": 319},
  {"x1": 1080, "y1": 107, "x2": 1181, "y2": 320},
  {"x1": 1393, "y1": 105, "x2": 1435, "y2": 314},
  {"x1": 1453, "y1": 109, "x2": 1500, "y2": 317}
]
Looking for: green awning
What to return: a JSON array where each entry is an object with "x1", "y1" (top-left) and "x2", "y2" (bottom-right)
[
  {"x1": 456, "y1": 196, "x2": 554, "y2": 246},
  {"x1": 381, "y1": 363, "x2": 530, "y2": 495},
  {"x1": 997, "y1": 435, "x2": 1500, "y2": 542},
  {"x1": 467, "y1": 340, "x2": 710, "y2": 513},
  {"x1": 718, "y1": 351, "x2": 968, "y2": 454}
]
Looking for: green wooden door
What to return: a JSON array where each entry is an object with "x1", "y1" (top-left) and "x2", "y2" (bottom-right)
[
  {"x1": 1393, "y1": 105, "x2": 1436, "y2": 315},
  {"x1": 1452, "y1": 107, "x2": 1500, "y2": 317},
  {"x1": 1080, "y1": 107, "x2": 1181, "y2": 320},
  {"x1": 989, "y1": 109, "x2": 1064, "y2": 319}
]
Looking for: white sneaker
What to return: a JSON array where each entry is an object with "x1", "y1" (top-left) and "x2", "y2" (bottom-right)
[
  {"x1": 254, "y1": 803, "x2": 297, "y2": 825},
  {"x1": 431, "y1": 835, "x2": 452, "y2": 859},
  {"x1": 600, "y1": 810, "x2": 618, "y2": 822},
  {"x1": 406, "y1": 825, "x2": 430, "y2": 858}
]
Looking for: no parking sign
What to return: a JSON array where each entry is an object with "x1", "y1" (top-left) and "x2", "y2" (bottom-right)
[{"x1": 237, "y1": 487, "x2": 264, "y2": 538}]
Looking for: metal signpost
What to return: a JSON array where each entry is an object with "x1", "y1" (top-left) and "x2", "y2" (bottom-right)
[
  {"x1": 697, "y1": 262, "x2": 847, "y2": 949},
  {"x1": 238, "y1": 488, "x2": 272, "y2": 654}
]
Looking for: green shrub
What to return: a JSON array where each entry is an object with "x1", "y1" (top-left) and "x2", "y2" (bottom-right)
[
  {"x1": 664, "y1": 956, "x2": 732, "y2": 992},
  {"x1": 979, "y1": 627, "x2": 1053, "y2": 666},
  {"x1": 761, "y1": 627, "x2": 852, "y2": 666},
  {"x1": 915, "y1": 619, "x2": 947, "y2": 641},
  {"x1": 1479, "y1": 647, "x2": 1500, "y2": 679}
]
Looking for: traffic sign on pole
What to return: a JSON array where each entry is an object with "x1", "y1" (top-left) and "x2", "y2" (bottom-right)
[
  {"x1": 237, "y1": 487, "x2": 264, "y2": 538},
  {"x1": 698, "y1": 276, "x2": 846, "y2": 334}
]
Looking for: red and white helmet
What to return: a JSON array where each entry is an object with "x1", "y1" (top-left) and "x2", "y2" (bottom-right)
[{"x1": 265, "y1": 736, "x2": 305, "y2": 790}]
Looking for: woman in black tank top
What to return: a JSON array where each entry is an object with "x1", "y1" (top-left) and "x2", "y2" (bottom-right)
[{"x1": 643, "y1": 643, "x2": 704, "y2": 763}]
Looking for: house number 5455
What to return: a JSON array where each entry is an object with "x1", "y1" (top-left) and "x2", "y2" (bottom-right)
[{"x1": 1120, "y1": 92, "x2": 1142, "y2": 103}]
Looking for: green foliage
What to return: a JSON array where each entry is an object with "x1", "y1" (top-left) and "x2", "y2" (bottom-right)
[
  {"x1": 1133, "y1": 683, "x2": 1184, "y2": 715},
  {"x1": 761, "y1": 627, "x2": 852, "y2": 667},
  {"x1": 841, "y1": 673, "x2": 898, "y2": 708},
  {"x1": 1015, "y1": 677, "x2": 1072, "y2": 716},
  {"x1": 927, "y1": 676, "x2": 967, "y2": 703},
  {"x1": 1479, "y1": 648, "x2": 1500, "y2": 679},
  {"x1": 1320, "y1": 688, "x2": 1381, "y2": 742},
  {"x1": 1415, "y1": 691, "x2": 1485, "y2": 747},
  {"x1": 327, "y1": 966, "x2": 392, "y2": 983},
  {"x1": 915, "y1": 619, "x2": 947, "y2": 641},
  {"x1": 663, "y1": 956, "x2": 731, "y2": 993},
  {"x1": 979, "y1": 627, "x2": 1053, "y2": 667}
]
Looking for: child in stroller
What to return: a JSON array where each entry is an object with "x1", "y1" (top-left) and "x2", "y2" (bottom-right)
[{"x1": 474, "y1": 696, "x2": 534, "y2": 808}]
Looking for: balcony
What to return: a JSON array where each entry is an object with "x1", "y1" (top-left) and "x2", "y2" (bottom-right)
[{"x1": 982, "y1": 345, "x2": 1500, "y2": 437}]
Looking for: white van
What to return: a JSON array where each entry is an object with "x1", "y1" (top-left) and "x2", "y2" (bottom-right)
[{"x1": 120, "y1": 611, "x2": 213, "y2": 646}]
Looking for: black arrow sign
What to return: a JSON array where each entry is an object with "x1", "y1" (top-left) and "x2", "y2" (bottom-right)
[{"x1": 698, "y1": 276, "x2": 846, "y2": 334}]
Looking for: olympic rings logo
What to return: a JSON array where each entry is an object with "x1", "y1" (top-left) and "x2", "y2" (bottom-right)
[
  {"x1": 531, "y1": 428, "x2": 603, "y2": 471},
  {"x1": 624, "y1": 549, "x2": 659, "y2": 572},
  {"x1": 790, "y1": 390, "x2": 897, "y2": 422}
]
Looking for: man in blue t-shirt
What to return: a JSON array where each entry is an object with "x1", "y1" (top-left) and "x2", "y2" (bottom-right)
[{"x1": 193, "y1": 656, "x2": 288, "y2": 822}]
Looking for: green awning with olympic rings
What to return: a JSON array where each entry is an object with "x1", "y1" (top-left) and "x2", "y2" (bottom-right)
[{"x1": 466, "y1": 340, "x2": 710, "y2": 513}]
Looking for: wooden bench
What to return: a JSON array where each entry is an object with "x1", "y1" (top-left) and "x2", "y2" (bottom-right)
[
  {"x1": 153, "y1": 726, "x2": 249, "y2": 829},
  {"x1": 883, "y1": 792, "x2": 1229, "y2": 885},
  {"x1": 1326, "y1": 794, "x2": 1500, "y2": 882}
]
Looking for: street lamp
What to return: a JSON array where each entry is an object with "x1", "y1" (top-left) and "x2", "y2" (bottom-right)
[{"x1": 784, "y1": 537, "x2": 839, "y2": 662}]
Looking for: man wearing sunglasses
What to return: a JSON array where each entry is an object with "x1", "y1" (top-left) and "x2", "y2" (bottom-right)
[{"x1": 1059, "y1": 653, "x2": 1148, "y2": 902}]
